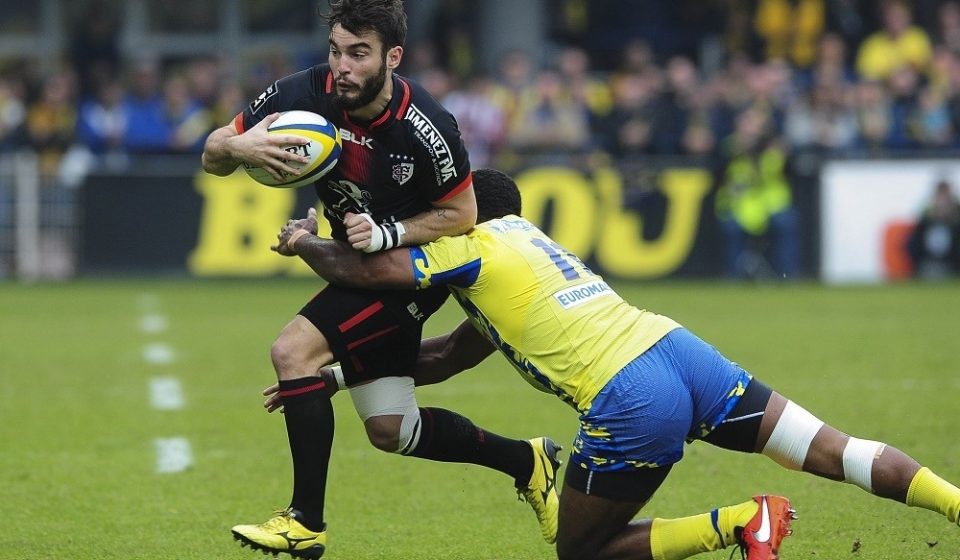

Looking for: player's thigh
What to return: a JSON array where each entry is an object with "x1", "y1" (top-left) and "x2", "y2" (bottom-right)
[
  {"x1": 298, "y1": 284, "x2": 448, "y2": 384},
  {"x1": 701, "y1": 378, "x2": 778, "y2": 453},
  {"x1": 271, "y1": 315, "x2": 334, "y2": 380},
  {"x1": 558, "y1": 467, "x2": 670, "y2": 560},
  {"x1": 759, "y1": 392, "x2": 847, "y2": 479},
  {"x1": 708, "y1": 383, "x2": 848, "y2": 479},
  {"x1": 557, "y1": 487, "x2": 645, "y2": 560}
]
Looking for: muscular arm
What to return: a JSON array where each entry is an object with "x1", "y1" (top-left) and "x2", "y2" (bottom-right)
[
  {"x1": 343, "y1": 178, "x2": 477, "y2": 251},
  {"x1": 263, "y1": 322, "x2": 496, "y2": 412},
  {"x1": 201, "y1": 114, "x2": 309, "y2": 180},
  {"x1": 401, "y1": 183, "x2": 477, "y2": 244},
  {"x1": 201, "y1": 124, "x2": 244, "y2": 176},
  {"x1": 412, "y1": 319, "x2": 496, "y2": 386},
  {"x1": 288, "y1": 232, "x2": 416, "y2": 289}
]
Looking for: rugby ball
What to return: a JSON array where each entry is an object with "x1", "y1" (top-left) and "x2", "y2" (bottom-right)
[{"x1": 244, "y1": 110, "x2": 341, "y2": 188}]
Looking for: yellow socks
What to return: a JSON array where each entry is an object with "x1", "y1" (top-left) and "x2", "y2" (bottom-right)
[
  {"x1": 650, "y1": 500, "x2": 759, "y2": 560},
  {"x1": 907, "y1": 467, "x2": 960, "y2": 525}
]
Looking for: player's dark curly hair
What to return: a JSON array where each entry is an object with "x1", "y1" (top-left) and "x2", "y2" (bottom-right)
[
  {"x1": 473, "y1": 168, "x2": 522, "y2": 223},
  {"x1": 321, "y1": 0, "x2": 407, "y2": 49}
]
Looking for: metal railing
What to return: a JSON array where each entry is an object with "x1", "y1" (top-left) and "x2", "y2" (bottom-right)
[{"x1": 0, "y1": 152, "x2": 79, "y2": 281}]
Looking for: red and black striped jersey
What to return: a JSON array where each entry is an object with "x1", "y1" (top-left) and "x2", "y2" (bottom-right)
[{"x1": 235, "y1": 64, "x2": 472, "y2": 242}]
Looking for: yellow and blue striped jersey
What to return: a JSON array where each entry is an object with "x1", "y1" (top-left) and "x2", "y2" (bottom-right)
[{"x1": 409, "y1": 215, "x2": 680, "y2": 412}]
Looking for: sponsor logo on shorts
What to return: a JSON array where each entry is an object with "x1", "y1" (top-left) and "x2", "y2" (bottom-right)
[
  {"x1": 553, "y1": 281, "x2": 613, "y2": 309},
  {"x1": 407, "y1": 302, "x2": 424, "y2": 321}
]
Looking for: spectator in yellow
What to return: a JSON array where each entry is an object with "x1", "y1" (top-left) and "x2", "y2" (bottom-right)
[
  {"x1": 716, "y1": 108, "x2": 799, "y2": 279},
  {"x1": 754, "y1": 0, "x2": 825, "y2": 67},
  {"x1": 505, "y1": 69, "x2": 590, "y2": 154},
  {"x1": 856, "y1": 0, "x2": 932, "y2": 81},
  {"x1": 556, "y1": 46, "x2": 612, "y2": 120},
  {"x1": 26, "y1": 71, "x2": 78, "y2": 177}
]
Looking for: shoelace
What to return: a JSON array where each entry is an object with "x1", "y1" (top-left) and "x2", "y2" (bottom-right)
[
  {"x1": 516, "y1": 488, "x2": 550, "y2": 517},
  {"x1": 516, "y1": 489, "x2": 533, "y2": 505},
  {"x1": 260, "y1": 508, "x2": 295, "y2": 531},
  {"x1": 728, "y1": 527, "x2": 747, "y2": 560}
]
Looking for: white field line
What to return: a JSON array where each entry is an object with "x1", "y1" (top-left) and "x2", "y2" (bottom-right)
[
  {"x1": 139, "y1": 297, "x2": 191, "y2": 473},
  {"x1": 154, "y1": 437, "x2": 193, "y2": 473},
  {"x1": 150, "y1": 376, "x2": 185, "y2": 410},
  {"x1": 139, "y1": 313, "x2": 168, "y2": 334},
  {"x1": 137, "y1": 293, "x2": 161, "y2": 313},
  {"x1": 143, "y1": 342, "x2": 176, "y2": 365}
]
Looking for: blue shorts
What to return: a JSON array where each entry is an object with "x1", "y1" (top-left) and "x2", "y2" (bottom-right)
[{"x1": 570, "y1": 328, "x2": 752, "y2": 472}]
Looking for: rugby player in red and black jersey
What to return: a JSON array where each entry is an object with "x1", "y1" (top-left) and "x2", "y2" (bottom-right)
[{"x1": 202, "y1": 1, "x2": 557, "y2": 557}]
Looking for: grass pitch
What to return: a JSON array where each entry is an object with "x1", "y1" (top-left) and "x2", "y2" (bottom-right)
[{"x1": 1, "y1": 279, "x2": 959, "y2": 559}]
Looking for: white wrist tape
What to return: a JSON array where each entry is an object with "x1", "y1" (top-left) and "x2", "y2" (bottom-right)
[
  {"x1": 358, "y1": 212, "x2": 405, "y2": 253},
  {"x1": 330, "y1": 366, "x2": 346, "y2": 391},
  {"x1": 761, "y1": 400, "x2": 824, "y2": 470},
  {"x1": 843, "y1": 437, "x2": 885, "y2": 493}
]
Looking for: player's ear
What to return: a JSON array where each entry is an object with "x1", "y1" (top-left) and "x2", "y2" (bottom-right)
[{"x1": 386, "y1": 46, "x2": 403, "y2": 70}]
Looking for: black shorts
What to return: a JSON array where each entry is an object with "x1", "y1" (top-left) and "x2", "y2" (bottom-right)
[
  {"x1": 298, "y1": 284, "x2": 449, "y2": 385},
  {"x1": 701, "y1": 378, "x2": 773, "y2": 453}
]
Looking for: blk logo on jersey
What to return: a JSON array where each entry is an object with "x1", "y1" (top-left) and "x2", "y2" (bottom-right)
[
  {"x1": 249, "y1": 82, "x2": 278, "y2": 114},
  {"x1": 392, "y1": 163, "x2": 414, "y2": 185},
  {"x1": 340, "y1": 129, "x2": 373, "y2": 149}
]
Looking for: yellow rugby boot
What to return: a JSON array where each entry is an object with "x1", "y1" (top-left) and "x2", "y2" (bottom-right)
[
  {"x1": 232, "y1": 508, "x2": 326, "y2": 559},
  {"x1": 516, "y1": 437, "x2": 562, "y2": 544}
]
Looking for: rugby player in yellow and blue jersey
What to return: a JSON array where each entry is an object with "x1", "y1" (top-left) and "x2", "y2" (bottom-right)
[{"x1": 270, "y1": 169, "x2": 960, "y2": 560}]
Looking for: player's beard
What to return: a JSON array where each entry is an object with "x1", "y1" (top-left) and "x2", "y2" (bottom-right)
[{"x1": 334, "y1": 60, "x2": 388, "y2": 111}]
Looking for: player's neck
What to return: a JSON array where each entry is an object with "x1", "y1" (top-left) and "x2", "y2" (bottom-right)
[{"x1": 348, "y1": 72, "x2": 394, "y2": 122}]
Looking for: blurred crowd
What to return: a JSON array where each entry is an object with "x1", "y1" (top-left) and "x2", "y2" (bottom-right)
[{"x1": 1, "y1": 0, "x2": 960, "y2": 175}]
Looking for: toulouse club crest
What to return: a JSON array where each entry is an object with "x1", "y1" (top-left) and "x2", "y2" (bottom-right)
[{"x1": 392, "y1": 162, "x2": 414, "y2": 185}]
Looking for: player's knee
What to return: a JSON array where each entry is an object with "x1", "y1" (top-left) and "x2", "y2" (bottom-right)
[
  {"x1": 351, "y1": 378, "x2": 420, "y2": 453},
  {"x1": 761, "y1": 400, "x2": 824, "y2": 470},
  {"x1": 271, "y1": 318, "x2": 332, "y2": 380},
  {"x1": 364, "y1": 411, "x2": 421, "y2": 454},
  {"x1": 271, "y1": 332, "x2": 328, "y2": 381},
  {"x1": 270, "y1": 336, "x2": 303, "y2": 380},
  {"x1": 364, "y1": 417, "x2": 401, "y2": 452}
]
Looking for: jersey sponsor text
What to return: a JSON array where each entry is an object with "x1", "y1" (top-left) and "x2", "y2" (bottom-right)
[
  {"x1": 405, "y1": 104, "x2": 457, "y2": 183},
  {"x1": 553, "y1": 281, "x2": 613, "y2": 309}
]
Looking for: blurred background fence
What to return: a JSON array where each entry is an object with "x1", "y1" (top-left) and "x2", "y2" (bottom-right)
[{"x1": 2, "y1": 0, "x2": 960, "y2": 282}]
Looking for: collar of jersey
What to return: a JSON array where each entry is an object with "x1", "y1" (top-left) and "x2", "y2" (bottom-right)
[{"x1": 341, "y1": 74, "x2": 411, "y2": 131}]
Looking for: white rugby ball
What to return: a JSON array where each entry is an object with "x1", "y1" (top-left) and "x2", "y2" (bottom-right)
[{"x1": 243, "y1": 110, "x2": 342, "y2": 188}]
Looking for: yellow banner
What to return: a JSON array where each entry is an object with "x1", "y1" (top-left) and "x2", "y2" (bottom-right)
[{"x1": 189, "y1": 166, "x2": 710, "y2": 279}]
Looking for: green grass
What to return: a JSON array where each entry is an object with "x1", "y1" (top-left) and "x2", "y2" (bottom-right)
[{"x1": 2, "y1": 279, "x2": 960, "y2": 559}]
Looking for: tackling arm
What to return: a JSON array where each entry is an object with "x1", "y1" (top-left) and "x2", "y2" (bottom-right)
[
  {"x1": 263, "y1": 321, "x2": 496, "y2": 412},
  {"x1": 279, "y1": 217, "x2": 416, "y2": 290},
  {"x1": 412, "y1": 319, "x2": 496, "y2": 386},
  {"x1": 345, "y1": 182, "x2": 478, "y2": 251}
]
